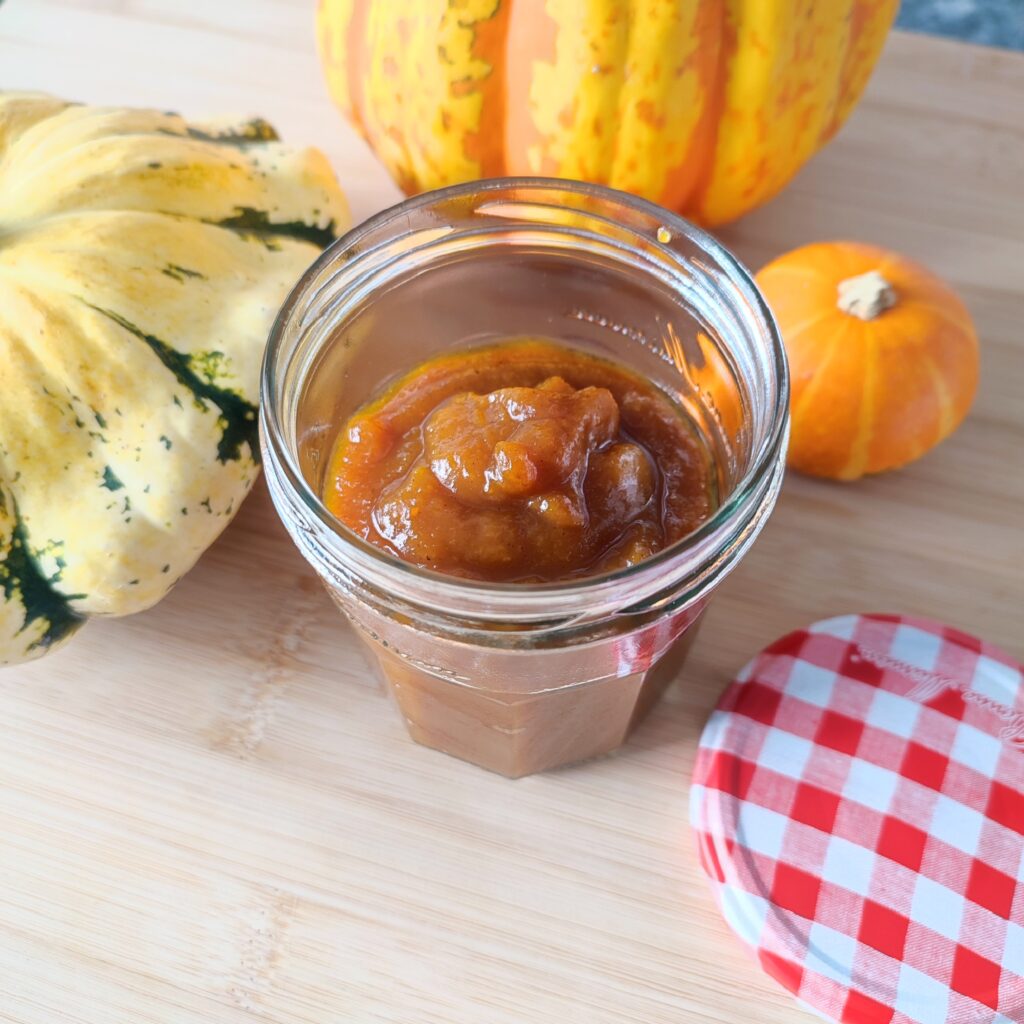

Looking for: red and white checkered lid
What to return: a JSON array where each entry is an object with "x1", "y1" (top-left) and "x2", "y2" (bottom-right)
[{"x1": 691, "y1": 614, "x2": 1024, "y2": 1024}]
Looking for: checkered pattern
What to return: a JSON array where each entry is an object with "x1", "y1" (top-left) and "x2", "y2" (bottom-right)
[{"x1": 691, "y1": 614, "x2": 1024, "y2": 1024}]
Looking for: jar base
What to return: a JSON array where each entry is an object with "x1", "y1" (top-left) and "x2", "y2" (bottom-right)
[{"x1": 362, "y1": 622, "x2": 703, "y2": 778}]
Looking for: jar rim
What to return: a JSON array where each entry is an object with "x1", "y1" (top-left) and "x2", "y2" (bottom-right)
[{"x1": 261, "y1": 177, "x2": 788, "y2": 610}]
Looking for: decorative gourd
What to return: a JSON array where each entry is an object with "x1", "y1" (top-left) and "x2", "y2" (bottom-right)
[
  {"x1": 0, "y1": 93, "x2": 349, "y2": 666},
  {"x1": 755, "y1": 242, "x2": 979, "y2": 480},
  {"x1": 317, "y1": 0, "x2": 898, "y2": 226}
]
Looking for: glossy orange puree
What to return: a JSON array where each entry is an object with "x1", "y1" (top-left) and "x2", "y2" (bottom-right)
[{"x1": 323, "y1": 340, "x2": 715, "y2": 582}]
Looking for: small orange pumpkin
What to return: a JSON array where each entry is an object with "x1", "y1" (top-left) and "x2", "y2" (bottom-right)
[{"x1": 755, "y1": 242, "x2": 979, "y2": 480}]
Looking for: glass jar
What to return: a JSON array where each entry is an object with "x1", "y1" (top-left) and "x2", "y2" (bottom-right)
[{"x1": 261, "y1": 179, "x2": 788, "y2": 778}]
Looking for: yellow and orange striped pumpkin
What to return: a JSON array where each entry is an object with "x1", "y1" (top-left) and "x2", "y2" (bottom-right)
[{"x1": 318, "y1": 0, "x2": 898, "y2": 226}]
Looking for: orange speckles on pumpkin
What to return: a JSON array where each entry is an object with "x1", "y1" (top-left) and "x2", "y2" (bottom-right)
[
  {"x1": 747, "y1": 30, "x2": 769, "y2": 57},
  {"x1": 321, "y1": 0, "x2": 897, "y2": 227},
  {"x1": 793, "y1": 102, "x2": 815, "y2": 139},
  {"x1": 393, "y1": 169, "x2": 419, "y2": 195},
  {"x1": 460, "y1": 0, "x2": 510, "y2": 176},
  {"x1": 449, "y1": 78, "x2": 477, "y2": 99},
  {"x1": 634, "y1": 99, "x2": 664, "y2": 129},
  {"x1": 739, "y1": 156, "x2": 770, "y2": 198}
]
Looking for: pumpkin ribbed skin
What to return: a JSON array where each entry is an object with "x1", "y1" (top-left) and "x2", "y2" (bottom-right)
[
  {"x1": 0, "y1": 93, "x2": 349, "y2": 665},
  {"x1": 318, "y1": 0, "x2": 897, "y2": 226},
  {"x1": 756, "y1": 242, "x2": 979, "y2": 480}
]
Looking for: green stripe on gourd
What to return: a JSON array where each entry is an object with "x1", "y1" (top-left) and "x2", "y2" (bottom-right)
[
  {"x1": 0, "y1": 492, "x2": 85, "y2": 660},
  {"x1": 214, "y1": 207, "x2": 339, "y2": 248},
  {"x1": 87, "y1": 305, "x2": 259, "y2": 464},
  {"x1": 0, "y1": 92, "x2": 350, "y2": 666}
]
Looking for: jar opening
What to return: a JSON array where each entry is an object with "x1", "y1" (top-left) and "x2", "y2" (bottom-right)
[{"x1": 261, "y1": 178, "x2": 788, "y2": 623}]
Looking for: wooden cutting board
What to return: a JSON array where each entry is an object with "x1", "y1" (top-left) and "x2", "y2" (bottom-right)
[{"x1": 2, "y1": 5, "x2": 1022, "y2": 1022}]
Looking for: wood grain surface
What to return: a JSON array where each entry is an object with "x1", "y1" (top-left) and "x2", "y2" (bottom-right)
[{"x1": 2, "y1": 4, "x2": 1023, "y2": 1022}]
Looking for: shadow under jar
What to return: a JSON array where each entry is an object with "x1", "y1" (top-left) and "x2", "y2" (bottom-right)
[{"x1": 261, "y1": 179, "x2": 788, "y2": 778}]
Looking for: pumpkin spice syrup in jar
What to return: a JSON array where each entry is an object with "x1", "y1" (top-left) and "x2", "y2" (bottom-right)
[{"x1": 262, "y1": 180, "x2": 788, "y2": 777}]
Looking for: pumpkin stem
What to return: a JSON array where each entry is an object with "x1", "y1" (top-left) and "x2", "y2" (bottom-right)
[{"x1": 837, "y1": 270, "x2": 897, "y2": 321}]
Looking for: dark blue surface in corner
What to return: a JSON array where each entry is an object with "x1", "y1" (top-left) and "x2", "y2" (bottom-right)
[{"x1": 897, "y1": 0, "x2": 1024, "y2": 51}]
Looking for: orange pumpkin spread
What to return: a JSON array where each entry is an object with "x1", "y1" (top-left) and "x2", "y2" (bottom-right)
[{"x1": 324, "y1": 340, "x2": 716, "y2": 581}]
